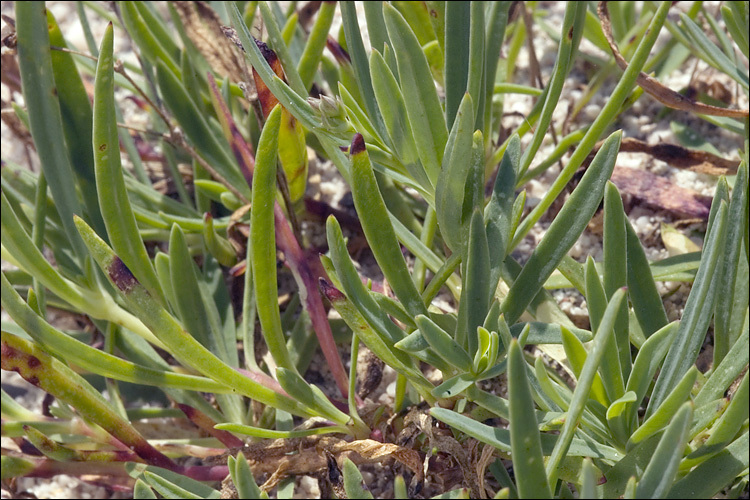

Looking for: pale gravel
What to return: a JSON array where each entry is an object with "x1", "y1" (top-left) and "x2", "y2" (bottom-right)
[{"x1": 2, "y1": 1, "x2": 745, "y2": 498}]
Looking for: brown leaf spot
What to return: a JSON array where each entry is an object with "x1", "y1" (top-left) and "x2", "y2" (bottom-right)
[
  {"x1": 1, "y1": 342, "x2": 18, "y2": 363},
  {"x1": 98, "y1": 144, "x2": 107, "y2": 151},
  {"x1": 27, "y1": 356, "x2": 41, "y2": 369},
  {"x1": 26, "y1": 376, "x2": 40, "y2": 387},
  {"x1": 108, "y1": 256, "x2": 139, "y2": 292}
]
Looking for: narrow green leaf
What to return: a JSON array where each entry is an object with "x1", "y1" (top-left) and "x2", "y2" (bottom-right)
[
  {"x1": 627, "y1": 367, "x2": 698, "y2": 450},
  {"x1": 511, "y1": 1, "x2": 672, "y2": 248},
  {"x1": 369, "y1": 50, "x2": 429, "y2": 189},
  {"x1": 156, "y1": 61, "x2": 246, "y2": 197},
  {"x1": 680, "y1": 13, "x2": 748, "y2": 90},
  {"x1": 388, "y1": 212, "x2": 461, "y2": 298},
  {"x1": 46, "y1": 10, "x2": 106, "y2": 238},
  {"x1": 600, "y1": 434, "x2": 660, "y2": 498},
  {"x1": 586, "y1": 257, "x2": 624, "y2": 403},
  {"x1": 384, "y1": 2, "x2": 448, "y2": 185},
  {"x1": 624, "y1": 322, "x2": 679, "y2": 427},
  {"x1": 229, "y1": 454, "x2": 263, "y2": 499},
  {"x1": 94, "y1": 22, "x2": 165, "y2": 304},
  {"x1": 142, "y1": 470, "x2": 218, "y2": 499},
  {"x1": 120, "y1": 2, "x2": 179, "y2": 75},
  {"x1": 169, "y1": 225, "x2": 214, "y2": 350},
  {"x1": 508, "y1": 339, "x2": 552, "y2": 498},
  {"x1": 546, "y1": 289, "x2": 627, "y2": 484},
  {"x1": 340, "y1": 1, "x2": 387, "y2": 140},
  {"x1": 325, "y1": 217, "x2": 406, "y2": 344},
  {"x1": 202, "y1": 213, "x2": 238, "y2": 267},
  {"x1": 510, "y1": 322, "x2": 592, "y2": 344},
  {"x1": 363, "y1": 2, "x2": 390, "y2": 56},
  {"x1": 714, "y1": 162, "x2": 748, "y2": 365},
  {"x1": 1, "y1": 333, "x2": 175, "y2": 470},
  {"x1": 350, "y1": 134, "x2": 428, "y2": 318},
  {"x1": 648, "y1": 202, "x2": 728, "y2": 415},
  {"x1": 668, "y1": 431, "x2": 749, "y2": 499},
  {"x1": 463, "y1": 209, "x2": 491, "y2": 357},
  {"x1": 339, "y1": 82, "x2": 386, "y2": 147},
  {"x1": 518, "y1": 2, "x2": 586, "y2": 175},
  {"x1": 579, "y1": 458, "x2": 598, "y2": 500},
  {"x1": 501, "y1": 131, "x2": 622, "y2": 325},
  {"x1": 318, "y1": 276, "x2": 436, "y2": 402},
  {"x1": 1, "y1": 194, "x2": 90, "y2": 310},
  {"x1": 443, "y1": 2, "x2": 470, "y2": 129},
  {"x1": 430, "y1": 407, "x2": 622, "y2": 461},
  {"x1": 626, "y1": 218, "x2": 669, "y2": 337},
  {"x1": 695, "y1": 326, "x2": 749, "y2": 406},
  {"x1": 603, "y1": 182, "x2": 631, "y2": 380},
  {"x1": 132, "y1": 3, "x2": 180, "y2": 61},
  {"x1": 74, "y1": 216, "x2": 315, "y2": 419},
  {"x1": 485, "y1": 134, "x2": 519, "y2": 293},
  {"x1": 606, "y1": 391, "x2": 637, "y2": 421},
  {"x1": 416, "y1": 315, "x2": 473, "y2": 373},
  {"x1": 466, "y1": 1, "x2": 485, "y2": 128},
  {"x1": 432, "y1": 373, "x2": 476, "y2": 399},
  {"x1": 214, "y1": 423, "x2": 346, "y2": 440},
  {"x1": 722, "y1": 3, "x2": 749, "y2": 59},
  {"x1": 133, "y1": 479, "x2": 157, "y2": 500},
  {"x1": 1, "y1": 273, "x2": 229, "y2": 393},
  {"x1": 15, "y1": 2, "x2": 88, "y2": 263},
  {"x1": 250, "y1": 105, "x2": 293, "y2": 369},
  {"x1": 295, "y1": 0, "x2": 335, "y2": 89},
  {"x1": 435, "y1": 93, "x2": 475, "y2": 253},
  {"x1": 276, "y1": 368, "x2": 351, "y2": 426},
  {"x1": 561, "y1": 327, "x2": 610, "y2": 407},
  {"x1": 635, "y1": 402, "x2": 693, "y2": 499},
  {"x1": 343, "y1": 458, "x2": 375, "y2": 499},
  {"x1": 687, "y1": 371, "x2": 748, "y2": 460},
  {"x1": 482, "y1": 2, "x2": 511, "y2": 137}
]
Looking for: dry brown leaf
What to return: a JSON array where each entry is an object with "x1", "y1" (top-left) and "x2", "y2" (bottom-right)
[
  {"x1": 323, "y1": 449, "x2": 347, "y2": 499},
  {"x1": 219, "y1": 435, "x2": 423, "y2": 492},
  {"x1": 598, "y1": 2, "x2": 749, "y2": 119},
  {"x1": 475, "y1": 444, "x2": 497, "y2": 499},
  {"x1": 611, "y1": 166, "x2": 712, "y2": 219},
  {"x1": 171, "y1": 1, "x2": 247, "y2": 84},
  {"x1": 413, "y1": 412, "x2": 486, "y2": 498},
  {"x1": 617, "y1": 137, "x2": 740, "y2": 176},
  {"x1": 251, "y1": 39, "x2": 287, "y2": 118}
]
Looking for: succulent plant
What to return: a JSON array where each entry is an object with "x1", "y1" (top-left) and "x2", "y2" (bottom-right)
[{"x1": 2, "y1": 1, "x2": 748, "y2": 498}]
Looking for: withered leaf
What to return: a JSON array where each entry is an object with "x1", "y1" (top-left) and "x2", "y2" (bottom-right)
[
  {"x1": 251, "y1": 39, "x2": 286, "y2": 118},
  {"x1": 171, "y1": 1, "x2": 247, "y2": 84},
  {"x1": 231, "y1": 435, "x2": 423, "y2": 492},
  {"x1": 617, "y1": 137, "x2": 740, "y2": 176},
  {"x1": 610, "y1": 166, "x2": 712, "y2": 219}
]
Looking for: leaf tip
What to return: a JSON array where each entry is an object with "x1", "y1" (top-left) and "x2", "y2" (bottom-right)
[
  {"x1": 350, "y1": 133, "x2": 366, "y2": 156},
  {"x1": 319, "y1": 278, "x2": 345, "y2": 302}
]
